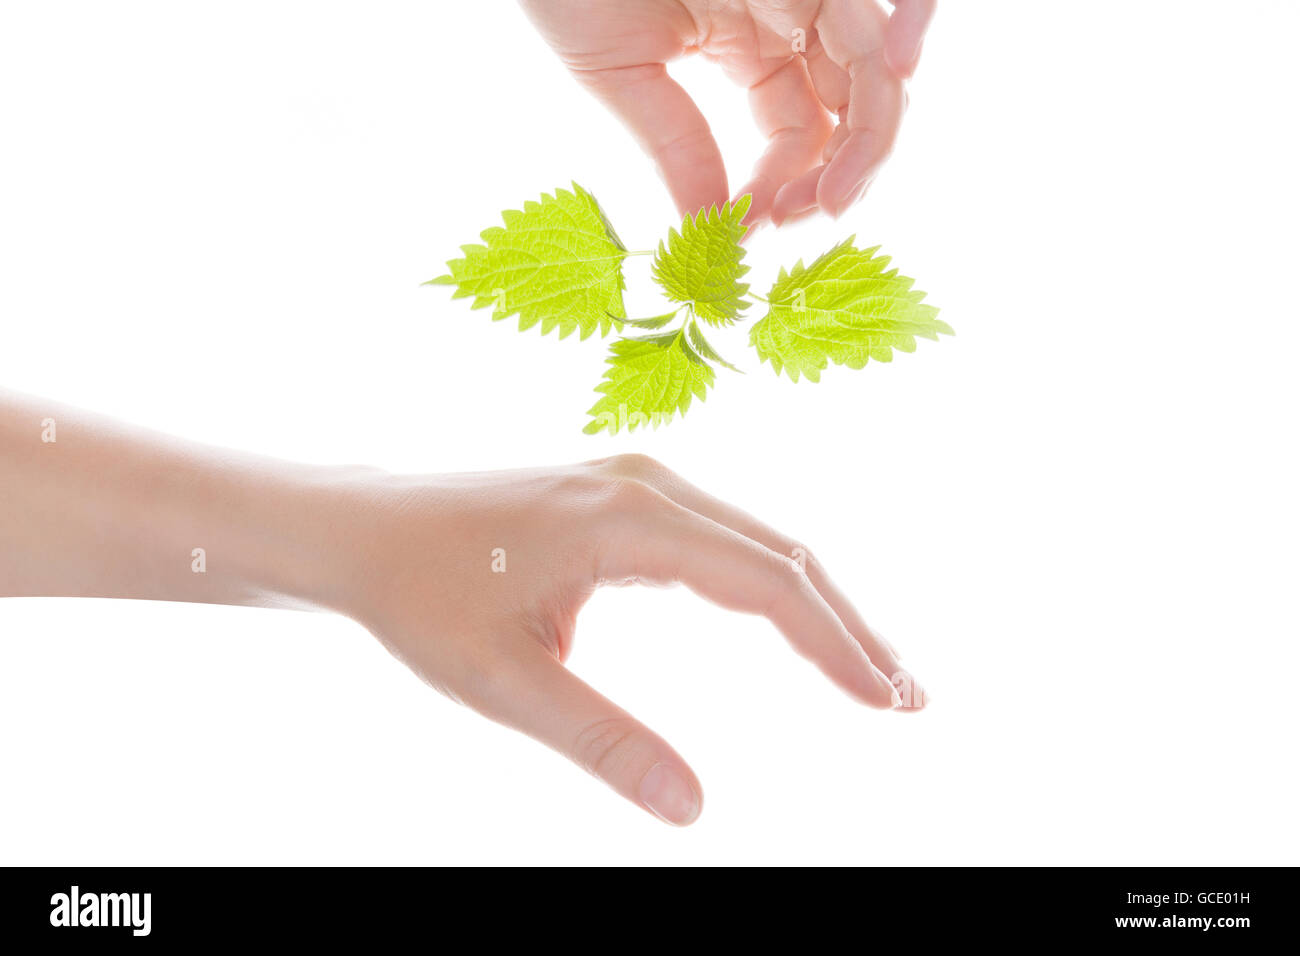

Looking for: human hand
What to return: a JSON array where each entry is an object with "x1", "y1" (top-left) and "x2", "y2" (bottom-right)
[
  {"x1": 518, "y1": 0, "x2": 937, "y2": 229},
  {"x1": 341, "y1": 454, "x2": 927, "y2": 826},
  {"x1": 1, "y1": 392, "x2": 926, "y2": 828}
]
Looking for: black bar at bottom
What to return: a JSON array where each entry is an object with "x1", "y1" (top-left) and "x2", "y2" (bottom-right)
[{"x1": 0, "y1": 866, "x2": 1286, "y2": 945}]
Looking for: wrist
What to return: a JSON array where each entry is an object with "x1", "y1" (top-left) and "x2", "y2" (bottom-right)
[{"x1": 225, "y1": 463, "x2": 387, "y2": 616}]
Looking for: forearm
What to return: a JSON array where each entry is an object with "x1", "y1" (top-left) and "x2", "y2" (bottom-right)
[{"x1": 0, "y1": 389, "x2": 359, "y2": 610}]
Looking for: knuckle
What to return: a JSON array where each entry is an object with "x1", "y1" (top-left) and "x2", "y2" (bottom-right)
[
  {"x1": 769, "y1": 535, "x2": 821, "y2": 580},
  {"x1": 762, "y1": 550, "x2": 814, "y2": 613},
  {"x1": 786, "y1": 541, "x2": 821, "y2": 575},
  {"x1": 572, "y1": 715, "x2": 650, "y2": 778},
  {"x1": 601, "y1": 476, "x2": 663, "y2": 513},
  {"x1": 770, "y1": 545, "x2": 807, "y2": 579},
  {"x1": 655, "y1": 125, "x2": 717, "y2": 162},
  {"x1": 450, "y1": 647, "x2": 516, "y2": 716},
  {"x1": 596, "y1": 453, "x2": 668, "y2": 482}
]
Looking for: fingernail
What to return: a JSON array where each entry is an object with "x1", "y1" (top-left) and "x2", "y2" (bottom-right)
[
  {"x1": 894, "y1": 671, "x2": 929, "y2": 710},
  {"x1": 908, "y1": 37, "x2": 925, "y2": 75},
  {"x1": 775, "y1": 204, "x2": 818, "y2": 228},
  {"x1": 873, "y1": 666, "x2": 902, "y2": 708},
  {"x1": 833, "y1": 179, "x2": 871, "y2": 219},
  {"x1": 640, "y1": 763, "x2": 700, "y2": 826}
]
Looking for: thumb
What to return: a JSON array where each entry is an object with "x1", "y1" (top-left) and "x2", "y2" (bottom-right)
[
  {"x1": 475, "y1": 643, "x2": 703, "y2": 826},
  {"x1": 572, "y1": 63, "x2": 728, "y2": 219}
]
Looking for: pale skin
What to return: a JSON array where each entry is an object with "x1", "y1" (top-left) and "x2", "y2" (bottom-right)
[
  {"x1": 519, "y1": 0, "x2": 937, "y2": 227},
  {"x1": 0, "y1": 391, "x2": 927, "y2": 825},
  {"x1": 1, "y1": 3, "x2": 936, "y2": 827}
]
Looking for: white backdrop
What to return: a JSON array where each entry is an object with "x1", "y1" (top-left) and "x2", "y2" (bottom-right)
[{"x1": 1, "y1": 1, "x2": 1297, "y2": 865}]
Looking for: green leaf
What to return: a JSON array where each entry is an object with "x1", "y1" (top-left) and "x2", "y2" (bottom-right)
[
  {"x1": 428, "y1": 182, "x2": 627, "y2": 340},
  {"x1": 750, "y1": 238, "x2": 952, "y2": 382},
  {"x1": 584, "y1": 330, "x2": 715, "y2": 435},
  {"x1": 620, "y1": 310, "x2": 681, "y2": 330},
  {"x1": 651, "y1": 196, "x2": 752, "y2": 327},
  {"x1": 684, "y1": 319, "x2": 741, "y2": 373}
]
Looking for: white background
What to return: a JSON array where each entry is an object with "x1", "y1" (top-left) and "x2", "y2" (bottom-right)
[{"x1": 1, "y1": 1, "x2": 1297, "y2": 865}]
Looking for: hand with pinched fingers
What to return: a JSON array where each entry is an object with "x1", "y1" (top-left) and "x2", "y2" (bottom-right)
[{"x1": 518, "y1": 0, "x2": 937, "y2": 230}]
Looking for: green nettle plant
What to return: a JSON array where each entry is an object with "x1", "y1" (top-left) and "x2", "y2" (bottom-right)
[{"x1": 429, "y1": 183, "x2": 951, "y2": 435}]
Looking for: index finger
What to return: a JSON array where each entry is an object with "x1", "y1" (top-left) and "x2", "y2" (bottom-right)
[
  {"x1": 594, "y1": 456, "x2": 929, "y2": 710},
  {"x1": 573, "y1": 64, "x2": 729, "y2": 219},
  {"x1": 594, "y1": 481, "x2": 902, "y2": 710}
]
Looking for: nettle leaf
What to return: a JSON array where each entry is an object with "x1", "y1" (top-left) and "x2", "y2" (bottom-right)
[
  {"x1": 620, "y1": 310, "x2": 680, "y2": 330},
  {"x1": 750, "y1": 238, "x2": 952, "y2": 382},
  {"x1": 428, "y1": 183, "x2": 627, "y2": 340},
  {"x1": 583, "y1": 330, "x2": 716, "y2": 435},
  {"x1": 432, "y1": 183, "x2": 950, "y2": 435},
  {"x1": 651, "y1": 195, "x2": 751, "y2": 327},
  {"x1": 685, "y1": 319, "x2": 740, "y2": 373}
]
